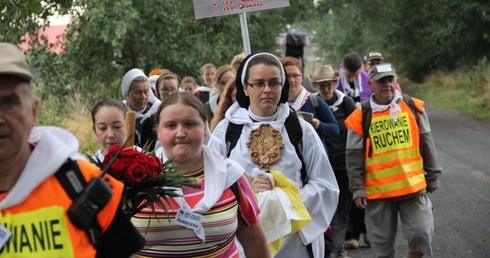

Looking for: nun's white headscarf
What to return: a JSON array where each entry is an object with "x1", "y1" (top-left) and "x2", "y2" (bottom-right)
[{"x1": 121, "y1": 68, "x2": 162, "y2": 124}]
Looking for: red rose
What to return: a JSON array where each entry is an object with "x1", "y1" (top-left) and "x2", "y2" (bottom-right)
[
  {"x1": 137, "y1": 153, "x2": 151, "y2": 165},
  {"x1": 127, "y1": 163, "x2": 149, "y2": 183},
  {"x1": 121, "y1": 148, "x2": 139, "y2": 159},
  {"x1": 98, "y1": 145, "x2": 192, "y2": 217},
  {"x1": 103, "y1": 144, "x2": 124, "y2": 168},
  {"x1": 110, "y1": 160, "x2": 127, "y2": 180},
  {"x1": 120, "y1": 157, "x2": 136, "y2": 168},
  {"x1": 146, "y1": 156, "x2": 163, "y2": 176}
]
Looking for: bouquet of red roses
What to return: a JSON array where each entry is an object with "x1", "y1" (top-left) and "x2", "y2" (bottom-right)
[{"x1": 100, "y1": 144, "x2": 194, "y2": 217}]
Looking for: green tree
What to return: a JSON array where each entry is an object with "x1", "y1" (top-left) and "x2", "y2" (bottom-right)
[
  {"x1": 4, "y1": 0, "x2": 316, "y2": 100},
  {"x1": 313, "y1": 0, "x2": 490, "y2": 81},
  {"x1": 387, "y1": 0, "x2": 490, "y2": 81},
  {"x1": 0, "y1": 0, "x2": 72, "y2": 43}
]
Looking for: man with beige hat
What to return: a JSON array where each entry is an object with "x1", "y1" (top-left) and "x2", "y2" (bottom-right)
[{"x1": 311, "y1": 65, "x2": 357, "y2": 258}]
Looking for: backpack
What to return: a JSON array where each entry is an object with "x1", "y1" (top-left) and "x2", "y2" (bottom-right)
[
  {"x1": 195, "y1": 90, "x2": 210, "y2": 103},
  {"x1": 285, "y1": 33, "x2": 306, "y2": 73},
  {"x1": 361, "y1": 94, "x2": 422, "y2": 156},
  {"x1": 309, "y1": 93, "x2": 320, "y2": 116},
  {"x1": 55, "y1": 159, "x2": 110, "y2": 248},
  {"x1": 225, "y1": 109, "x2": 309, "y2": 187}
]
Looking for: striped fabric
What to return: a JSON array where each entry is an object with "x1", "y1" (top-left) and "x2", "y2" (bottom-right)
[{"x1": 132, "y1": 169, "x2": 259, "y2": 258}]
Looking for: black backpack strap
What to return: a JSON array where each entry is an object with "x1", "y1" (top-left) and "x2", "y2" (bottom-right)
[
  {"x1": 229, "y1": 182, "x2": 241, "y2": 219},
  {"x1": 284, "y1": 110, "x2": 308, "y2": 187},
  {"x1": 306, "y1": 242, "x2": 314, "y2": 258},
  {"x1": 361, "y1": 100, "x2": 372, "y2": 139},
  {"x1": 361, "y1": 100, "x2": 373, "y2": 157},
  {"x1": 226, "y1": 122, "x2": 244, "y2": 157},
  {"x1": 55, "y1": 159, "x2": 103, "y2": 248},
  {"x1": 401, "y1": 93, "x2": 422, "y2": 117}
]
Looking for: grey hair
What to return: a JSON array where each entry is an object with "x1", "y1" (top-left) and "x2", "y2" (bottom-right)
[{"x1": 124, "y1": 76, "x2": 149, "y2": 98}]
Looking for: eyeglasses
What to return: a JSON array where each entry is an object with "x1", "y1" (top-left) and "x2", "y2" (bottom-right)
[
  {"x1": 316, "y1": 81, "x2": 337, "y2": 89},
  {"x1": 286, "y1": 73, "x2": 302, "y2": 80},
  {"x1": 246, "y1": 80, "x2": 282, "y2": 89}
]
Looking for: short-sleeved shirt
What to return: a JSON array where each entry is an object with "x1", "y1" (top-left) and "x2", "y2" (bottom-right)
[{"x1": 132, "y1": 171, "x2": 259, "y2": 258}]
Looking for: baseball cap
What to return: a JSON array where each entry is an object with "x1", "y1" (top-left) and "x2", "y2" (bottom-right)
[
  {"x1": 369, "y1": 63, "x2": 397, "y2": 81},
  {"x1": 365, "y1": 51, "x2": 384, "y2": 63},
  {"x1": 0, "y1": 42, "x2": 33, "y2": 82}
]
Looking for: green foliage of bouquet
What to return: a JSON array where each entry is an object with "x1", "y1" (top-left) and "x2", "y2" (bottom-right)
[{"x1": 95, "y1": 145, "x2": 195, "y2": 217}]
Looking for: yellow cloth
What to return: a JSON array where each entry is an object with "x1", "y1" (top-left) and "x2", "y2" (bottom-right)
[{"x1": 258, "y1": 170, "x2": 311, "y2": 255}]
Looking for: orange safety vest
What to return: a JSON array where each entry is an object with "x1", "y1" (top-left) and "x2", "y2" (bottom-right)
[
  {"x1": 0, "y1": 160, "x2": 123, "y2": 258},
  {"x1": 346, "y1": 98, "x2": 427, "y2": 199}
]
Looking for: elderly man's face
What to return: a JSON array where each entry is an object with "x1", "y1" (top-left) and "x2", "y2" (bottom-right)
[
  {"x1": 0, "y1": 77, "x2": 39, "y2": 162},
  {"x1": 369, "y1": 76, "x2": 397, "y2": 105}
]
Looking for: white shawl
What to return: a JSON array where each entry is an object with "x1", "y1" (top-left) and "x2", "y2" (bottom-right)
[
  {"x1": 340, "y1": 72, "x2": 362, "y2": 98},
  {"x1": 370, "y1": 90, "x2": 402, "y2": 121},
  {"x1": 158, "y1": 145, "x2": 244, "y2": 242},
  {"x1": 288, "y1": 87, "x2": 310, "y2": 112},
  {"x1": 0, "y1": 126, "x2": 85, "y2": 209},
  {"x1": 329, "y1": 89, "x2": 346, "y2": 112}
]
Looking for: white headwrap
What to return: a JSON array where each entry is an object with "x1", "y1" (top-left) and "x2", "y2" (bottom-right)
[
  {"x1": 240, "y1": 52, "x2": 286, "y2": 88},
  {"x1": 121, "y1": 68, "x2": 162, "y2": 124},
  {"x1": 121, "y1": 68, "x2": 158, "y2": 102}
]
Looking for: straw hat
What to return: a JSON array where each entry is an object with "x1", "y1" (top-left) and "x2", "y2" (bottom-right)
[
  {"x1": 309, "y1": 65, "x2": 339, "y2": 91},
  {"x1": 310, "y1": 65, "x2": 339, "y2": 83}
]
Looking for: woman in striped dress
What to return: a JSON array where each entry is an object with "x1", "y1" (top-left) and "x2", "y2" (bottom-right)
[{"x1": 132, "y1": 92, "x2": 270, "y2": 258}]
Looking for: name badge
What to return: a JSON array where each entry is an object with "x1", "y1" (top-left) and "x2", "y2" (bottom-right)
[
  {"x1": 0, "y1": 224, "x2": 12, "y2": 249},
  {"x1": 174, "y1": 208, "x2": 202, "y2": 231}
]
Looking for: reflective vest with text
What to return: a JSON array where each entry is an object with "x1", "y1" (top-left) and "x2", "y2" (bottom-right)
[
  {"x1": 0, "y1": 160, "x2": 123, "y2": 258},
  {"x1": 347, "y1": 99, "x2": 426, "y2": 199}
]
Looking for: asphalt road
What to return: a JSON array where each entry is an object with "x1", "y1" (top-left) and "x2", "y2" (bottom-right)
[{"x1": 347, "y1": 103, "x2": 490, "y2": 258}]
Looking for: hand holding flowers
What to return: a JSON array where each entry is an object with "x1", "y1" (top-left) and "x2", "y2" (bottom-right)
[{"x1": 97, "y1": 145, "x2": 195, "y2": 217}]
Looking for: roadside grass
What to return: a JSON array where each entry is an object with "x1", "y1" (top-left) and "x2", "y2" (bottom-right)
[
  {"x1": 36, "y1": 92, "x2": 99, "y2": 155},
  {"x1": 403, "y1": 58, "x2": 490, "y2": 121}
]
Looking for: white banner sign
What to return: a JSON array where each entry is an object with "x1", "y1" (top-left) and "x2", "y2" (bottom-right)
[{"x1": 193, "y1": 0, "x2": 290, "y2": 19}]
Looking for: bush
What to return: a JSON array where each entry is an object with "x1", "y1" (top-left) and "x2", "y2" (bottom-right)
[
  {"x1": 405, "y1": 58, "x2": 490, "y2": 121},
  {"x1": 35, "y1": 90, "x2": 99, "y2": 155}
]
